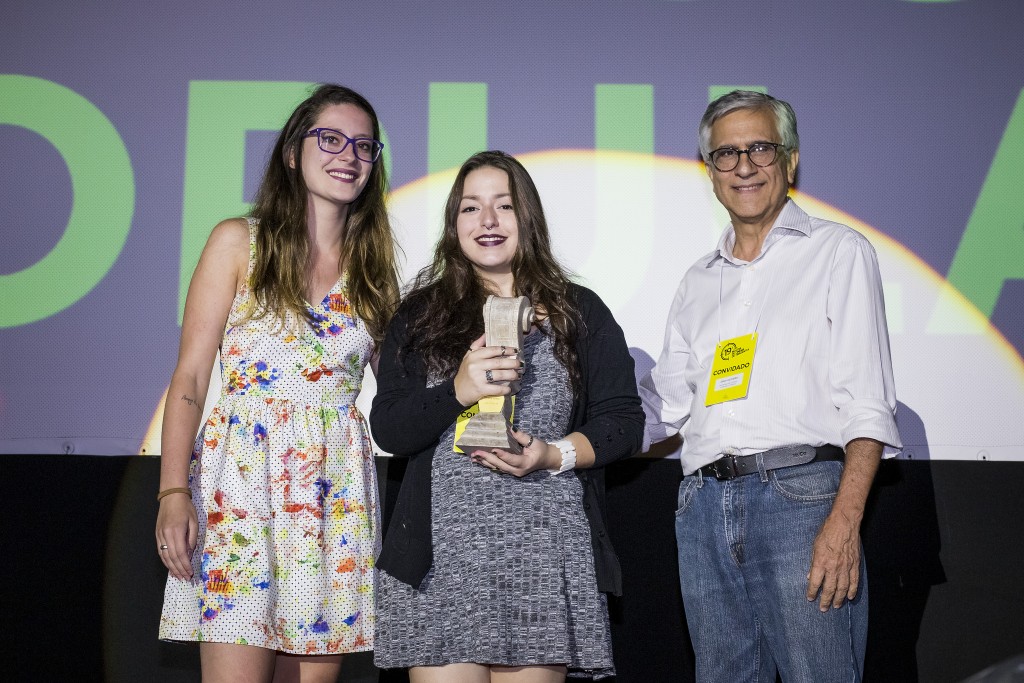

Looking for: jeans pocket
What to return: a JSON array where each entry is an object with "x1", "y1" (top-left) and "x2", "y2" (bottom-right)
[
  {"x1": 770, "y1": 460, "x2": 843, "y2": 502},
  {"x1": 675, "y1": 476, "x2": 700, "y2": 517}
]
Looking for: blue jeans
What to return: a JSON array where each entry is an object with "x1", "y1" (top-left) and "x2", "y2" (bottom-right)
[{"x1": 675, "y1": 460, "x2": 867, "y2": 683}]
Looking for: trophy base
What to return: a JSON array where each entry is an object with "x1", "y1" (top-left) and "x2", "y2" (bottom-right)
[{"x1": 455, "y1": 412, "x2": 522, "y2": 455}]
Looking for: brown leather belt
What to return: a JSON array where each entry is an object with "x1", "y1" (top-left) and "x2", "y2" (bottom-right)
[{"x1": 698, "y1": 444, "x2": 844, "y2": 481}]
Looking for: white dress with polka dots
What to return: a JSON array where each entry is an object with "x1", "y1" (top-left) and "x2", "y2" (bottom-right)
[{"x1": 159, "y1": 219, "x2": 378, "y2": 654}]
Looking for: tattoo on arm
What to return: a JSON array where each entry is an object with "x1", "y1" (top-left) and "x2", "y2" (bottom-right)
[{"x1": 181, "y1": 394, "x2": 201, "y2": 411}]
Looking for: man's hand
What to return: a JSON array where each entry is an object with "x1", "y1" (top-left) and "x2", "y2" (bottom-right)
[{"x1": 806, "y1": 510, "x2": 862, "y2": 611}]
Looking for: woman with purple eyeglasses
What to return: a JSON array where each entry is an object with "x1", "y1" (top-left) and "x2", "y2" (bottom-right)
[{"x1": 155, "y1": 84, "x2": 399, "y2": 682}]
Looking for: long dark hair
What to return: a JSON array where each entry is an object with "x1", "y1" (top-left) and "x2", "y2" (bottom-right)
[
  {"x1": 402, "y1": 151, "x2": 581, "y2": 392},
  {"x1": 246, "y1": 83, "x2": 399, "y2": 342}
]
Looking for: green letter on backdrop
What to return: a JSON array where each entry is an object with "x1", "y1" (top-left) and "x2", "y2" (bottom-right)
[
  {"x1": 0, "y1": 75, "x2": 135, "y2": 327},
  {"x1": 946, "y1": 88, "x2": 1024, "y2": 318},
  {"x1": 428, "y1": 82, "x2": 488, "y2": 173},
  {"x1": 179, "y1": 81, "x2": 315, "y2": 322}
]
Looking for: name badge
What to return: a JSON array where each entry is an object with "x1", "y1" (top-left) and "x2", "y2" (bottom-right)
[
  {"x1": 454, "y1": 396, "x2": 515, "y2": 453},
  {"x1": 705, "y1": 332, "x2": 758, "y2": 406}
]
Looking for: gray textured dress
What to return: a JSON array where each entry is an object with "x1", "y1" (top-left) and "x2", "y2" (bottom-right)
[{"x1": 375, "y1": 326, "x2": 614, "y2": 678}]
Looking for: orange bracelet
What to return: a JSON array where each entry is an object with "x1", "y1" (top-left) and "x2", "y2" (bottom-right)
[{"x1": 156, "y1": 487, "x2": 192, "y2": 501}]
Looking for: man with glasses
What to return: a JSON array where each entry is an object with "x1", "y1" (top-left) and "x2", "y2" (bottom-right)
[{"x1": 639, "y1": 90, "x2": 901, "y2": 682}]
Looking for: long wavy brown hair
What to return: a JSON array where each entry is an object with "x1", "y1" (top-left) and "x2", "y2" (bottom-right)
[
  {"x1": 402, "y1": 151, "x2": 582, "y2": 392},
  {"x1": 246, "y1": 84, "x2": 399, "y2": 342}
]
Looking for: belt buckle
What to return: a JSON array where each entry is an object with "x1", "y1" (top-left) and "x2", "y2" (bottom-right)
[{"x1": 712, "y1": 455, "x2": 738, "y2": 480}]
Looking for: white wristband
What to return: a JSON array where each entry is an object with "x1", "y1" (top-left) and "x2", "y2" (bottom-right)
[{"x1": 548, "y1": 439, "x2": 577, "y2": 476}]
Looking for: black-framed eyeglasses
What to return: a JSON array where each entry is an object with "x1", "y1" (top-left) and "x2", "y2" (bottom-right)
[
  {"x1": 303, "y1": 128, "x2": 384, "y2": 163},
  {"x1": 708, "y1": 142, "x2": 784, "y2": 172}
]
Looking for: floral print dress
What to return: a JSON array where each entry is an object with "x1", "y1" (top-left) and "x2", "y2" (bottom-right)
[{"x1": 159, "y1": 219, "x2": 378, "y2": 654}]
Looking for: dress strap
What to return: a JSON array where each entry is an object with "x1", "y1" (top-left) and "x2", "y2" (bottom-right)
[{"x1": 245, "y1": 217, "x2": 259, "y2": 284}]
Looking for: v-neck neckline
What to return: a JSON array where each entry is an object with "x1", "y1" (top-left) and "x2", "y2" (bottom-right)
[{"x1": 305, "y1": 271, "x2": 346, "y2": 310}]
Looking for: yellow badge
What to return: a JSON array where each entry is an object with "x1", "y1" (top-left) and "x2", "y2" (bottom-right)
[
  {"x1": 705, "y1": 332, "x2": 758, "y2": 406},
  {"x1": 454, "y1": 396, "x2": 515, "y2": 453}
]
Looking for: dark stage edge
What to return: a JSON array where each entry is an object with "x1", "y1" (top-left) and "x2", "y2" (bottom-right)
[{"x1": 1, "y1": 454, "x2": 1022, "y2": 682}]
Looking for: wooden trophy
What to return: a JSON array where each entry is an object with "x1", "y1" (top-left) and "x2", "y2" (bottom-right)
[{"x1": 454, "y1": 295, "x2": 535, "y2": 455}]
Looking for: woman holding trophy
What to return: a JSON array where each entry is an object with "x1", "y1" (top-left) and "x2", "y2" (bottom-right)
[{"x1": 370, "y1": 150, "x2": 643, "y2": 682}]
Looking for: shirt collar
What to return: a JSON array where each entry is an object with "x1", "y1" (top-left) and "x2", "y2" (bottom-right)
[{"x1": 704, "y1": 199, "x2": 812, "y2": 267}]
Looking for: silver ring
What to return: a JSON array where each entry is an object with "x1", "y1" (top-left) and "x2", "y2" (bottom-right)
[
  {"x1": 500, "y1": 345, "x2": 507, "y2": 356},
  {"x1": 485, "y1": 369, "x2": 494, "y2": 383},
  {"x1": 525, "y1": 435, "x2": 535, "y2": 449},
  {"x1": 159, "y1": 544, "x2": 169, "y2": 550}
]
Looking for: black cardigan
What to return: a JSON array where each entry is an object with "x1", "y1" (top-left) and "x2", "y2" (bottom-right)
[{"x1": 370, "y1": 283, "x2": 643, "y2": 596}]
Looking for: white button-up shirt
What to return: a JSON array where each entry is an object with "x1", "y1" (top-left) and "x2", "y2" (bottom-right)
[{"x1": 640, "y1": 200, "x2": 902, "y2": 475}]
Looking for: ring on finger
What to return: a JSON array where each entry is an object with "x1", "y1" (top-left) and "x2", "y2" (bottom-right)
[
  {"x1": 159, "y1": 544, "x2": 169, "y2": 551},
  {"x1": 500, "y1": 345, "x2": 507, "y2": 356},
  {"x1": 525, "y1": 435, "x2": 535, "y2": 449},
  {"x1": 485, "y1": 369, "x2": 494, "y2": 383}
]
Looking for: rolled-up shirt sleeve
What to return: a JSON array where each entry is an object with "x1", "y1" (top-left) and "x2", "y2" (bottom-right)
[
  {"x1": 827, "y1": 234, "x2": 902, "y2": 456},
  {"x1": 639, "y1": 284, "x2": 695, "y2": 452}
]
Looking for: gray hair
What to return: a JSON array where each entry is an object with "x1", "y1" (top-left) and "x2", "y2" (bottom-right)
[{"x1": 698, "y1": 90, "x2": 799, "y2": 161}]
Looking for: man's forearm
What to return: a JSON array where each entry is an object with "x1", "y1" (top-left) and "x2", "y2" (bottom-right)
[{"x1": 830, "y1": 437, "x2": 883, "y2": 524}]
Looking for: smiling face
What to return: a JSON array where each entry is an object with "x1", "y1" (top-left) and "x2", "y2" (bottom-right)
[
  {"x1": 706, "y1": 107, "x2": 799, "y2": 235},
  {"x1": 456, "y1": 166, "x2": 519, "y2": 293},
  {"x1": 296, "y1": 102, "x2": 375, "y2": 218}
]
